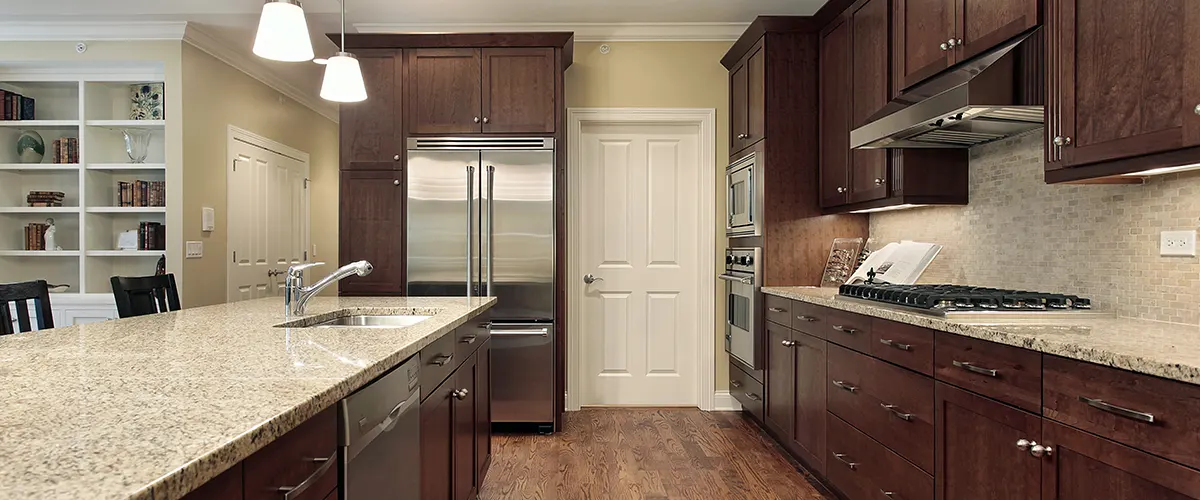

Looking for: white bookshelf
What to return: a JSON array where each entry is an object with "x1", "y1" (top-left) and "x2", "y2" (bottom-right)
[{"x1": 0, "y1": 73, "x2": 173, "y2": 298}]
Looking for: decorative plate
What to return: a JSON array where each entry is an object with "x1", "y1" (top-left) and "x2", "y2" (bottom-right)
[{"x1": 130, "y1": 83, "x2": 165, "y2": 120}]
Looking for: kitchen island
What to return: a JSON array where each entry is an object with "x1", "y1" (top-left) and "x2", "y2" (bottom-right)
[{"x1": 0, "y1": 296, "x2": 495, "y2": 500}]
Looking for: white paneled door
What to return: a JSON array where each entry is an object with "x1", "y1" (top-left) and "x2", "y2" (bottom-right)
[
  {"x1": 578, "y1": 122, "x2": 702, "y2": 406},
  {"x1": 227, "y1": 130, "x2": 310, "y2": 302}
]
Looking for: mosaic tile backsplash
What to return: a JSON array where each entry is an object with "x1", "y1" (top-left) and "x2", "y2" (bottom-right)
[{"x1": 870, "y1": 130, "x2": 1200, "y2": 325}]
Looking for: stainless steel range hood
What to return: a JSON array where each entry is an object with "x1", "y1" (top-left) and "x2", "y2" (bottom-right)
[{"x1": 851, "y1": 28, "x2": 1045, "y2": 149}]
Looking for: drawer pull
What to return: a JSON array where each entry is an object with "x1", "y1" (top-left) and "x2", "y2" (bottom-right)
[
  {"x1": 1079, "y1": 396, "x2": 1156, "y2": 423},
  {"x1": 1030, "y1": 443, "x2": 1053, "y2": 458},
  {"x1": 832, "y1": 452, "x2": 859, "y2": 470},
  {"x1": 953, "y1": 360, "x2": 998, "y2": 377},
  {"x1": 880, "y1": 403, "x2": 914, "y2": 421},
  {"x1": 880, "y1": 491, "x2": 896, "y2": 498},
  {"x1": 832, "y1": 325, "x2": 858, "y2": 334},
  {"x1": 832, "y1": 380, "x2": 859, "y2": 393},
  {"x1": 878, "y1": 338, "x2": 912, "y2": 351},
  {"x1": 453, "y1": 388, "x2": 470, "y2": 400},
  {"x1": 796, "y1": 315, "x2": 818, "y2": 322},
  {"x1": 1016, "y1": 438, "x2": 1033, "y2": 451},
  {"x1": 460, "y1": 334, "x2": 477, "y2": 344},
  {"x1": 730, "y1": 380, "x2": 743, "y2": 389},
  {"x1": 768, "y1": 307, "x2": 788, "y2": 313},
  {"x1": 432, "y1": 354, "x2": 454, "y2": 366},
  {"x1": 781, "y1": 339, "x2": 798, "y2": 348},
  {"x1": 747, "y1": 392, "x2": 762, "y2": 401},
  {"x1": 278, "y1": 451, "x2": 336, "y2": 500}
]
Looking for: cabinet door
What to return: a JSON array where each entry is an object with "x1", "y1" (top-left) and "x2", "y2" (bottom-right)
[
  {"x1": 338, "y1": 170, "x2": 404, "y2": 295},
  {"x1": 894, "y1": 0, "x2": 956, "y2": 91},
  {"x1": 481, "y1": 48, "x2": 556, "y2": 134},
  {"x1": 729, "y1": 60, "x2": 749, "y2": 153},
  {"x1": 1053, "y1": 0, "x2": 1200, "y2": 169},
  {"x1": 790, "y1": 333, "x2": 827, "y2": 475},
  {"x1": 1042, "y1": 419, "x2": 1200, "y2": 500},
  {"x1": 956, "y1": 0, "x2": 1039, "y2": 61},
  {"x1": 474, "y1": 339, "x2": 492, "y2": 484},
  {"x1": 745, "y1": 45, "x2": 766, "y2": 147},
  {"x1": 421, "y1": 378, "x2": 455, "y2": 500},
  {"x1": 764, "y1": 323, "x2": 794, "y2": 439},
  {"x1": 341, "y1": 50, "x2": 403, "y2": 170},
  {"x1": 936, "y1": 383, "x2": 1041, "y2": 500},
  {"x1": 820, "y1": 19, "x2": 852, "y2": 208},
  {"x1": 453, "y1": 352, "x2": 479, "y2": 500},
  {"x1": 407, "y1": 48, "x2": 482, "y2": 135},
  {"x1": 849, "y1": 0, "x2": 892, "y2": 204},
  {"x1": 182, "y1": 464, "x2": 243, "y2": 500}
]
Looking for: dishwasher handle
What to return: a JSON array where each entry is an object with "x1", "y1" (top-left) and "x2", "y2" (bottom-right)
[{"x1": 379, "y1": 395, "x2": 417, "y2": 433}]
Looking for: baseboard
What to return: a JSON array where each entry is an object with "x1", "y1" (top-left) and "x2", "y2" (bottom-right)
[{"x1": 712, "y1": 391, "x2": 743, "y2": 411}]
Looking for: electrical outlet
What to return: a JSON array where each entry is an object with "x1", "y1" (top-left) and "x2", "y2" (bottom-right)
[
  {"x1": 185, "y1": 241, "x2": 203, "y2": 259},
  {"x1": 1160, "y1": 230, "x2": 1197, "y2": 257}
]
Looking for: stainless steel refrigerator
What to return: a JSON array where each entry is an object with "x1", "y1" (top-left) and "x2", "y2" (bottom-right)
[{"x1": 406, "y1": 137, "x2": 556, "y2": 428}]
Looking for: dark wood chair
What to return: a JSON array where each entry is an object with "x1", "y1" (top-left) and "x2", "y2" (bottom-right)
[
  {"x1": 110, "y1": 274, "x2": 181, "y2": 319},
  {"x1": 0, "y1": 280, "x2": 54, "y2": 334}
]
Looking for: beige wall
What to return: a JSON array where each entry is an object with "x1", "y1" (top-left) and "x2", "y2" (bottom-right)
[
  {"x1": 180, "y1": 43, "x2": 339, "y2": 307},
  {"x1": 566, "y1": 41, "x2": 733, "y2": 391}
]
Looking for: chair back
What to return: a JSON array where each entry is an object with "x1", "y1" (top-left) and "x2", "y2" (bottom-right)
[
  {"x1": 110, "y1": 274, "x2": 181, "y2": 319},
  {"x1": 0, "y1": 280, "x2": 54, "y2": 334}
]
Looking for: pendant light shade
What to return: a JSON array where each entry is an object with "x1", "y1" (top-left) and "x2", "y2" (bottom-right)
[
  {"x1": 253, "y1": 0, "x2": 315, "y2": 62},
  {"x1": 320, "y1": 52, "x2": 368, "y2": 102}
]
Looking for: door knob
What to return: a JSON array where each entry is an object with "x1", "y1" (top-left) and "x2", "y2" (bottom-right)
[
  {"x1": 874, "y1": 177, "x2": 884, "y2": 186},
  {"x1": 393, "y1": 179, "x2": 400, "y2": 186},
  {"x1": 267, "y1": 269, "x2": 283, "y2": 277},
  {"x1": 1030, "y1": 444, "x2": 1053, "y2": 458},
  {"x1": 1194, "y1": 104, "x2": 1200, "y2": 115},
  {"x1": 473, "y1": 117, "x2": 481, "y2": 123},
  {"x1": 948, "y1": 38, "x2": 961, "y2": 48},
  {"x1": 482, "y1": 117, "x2": 490, "y2": 124},
  {"x1": 837, "y1": 186, "x2": 846, "y2": 194},
  {"x1": 583, "y1": 274, "x2": 604, "y2": 284},
  {"x1": 940, "y1": 42, "x2": 949, "y2": 51},
  {"x1": 393, "y1": 154, "x2": 401, "y2": 161}
]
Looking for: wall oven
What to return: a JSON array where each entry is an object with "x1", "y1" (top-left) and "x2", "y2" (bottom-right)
[
  {"x1": 722, "y1": 247, "x2": 761, "y2": 370},
  {"x1": 726, "y1": 152, "x2": 762, "y2": 237}
]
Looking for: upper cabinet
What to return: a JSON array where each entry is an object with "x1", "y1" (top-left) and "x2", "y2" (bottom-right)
[
  {"x1": 819, "y1": 19, "x2": 853, "y2": 208},
  {"x1": 849, "y1": 0, "x2": 892, "y2": 204},
  {"x1": 894, "y1": 0, "x2": 1039, "y2": 93},
  {"x1": 407, "y1": 47, "x2": 556, "y2": 136},
  {"x1": 341, "y1": 50, "x2": 403, "y2": 170},
  {"x1": 729, "y1": 42, "x2": 766, "y2": 155}
]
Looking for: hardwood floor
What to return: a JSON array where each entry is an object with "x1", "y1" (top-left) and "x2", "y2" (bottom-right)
[{"x1": 479, "y1": 409, "x2": 836, "y2": 500}]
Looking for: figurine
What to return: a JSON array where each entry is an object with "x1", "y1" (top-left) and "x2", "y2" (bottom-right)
[{"x1": 44, "y1": 218, "x2": 62, "y2": 251}]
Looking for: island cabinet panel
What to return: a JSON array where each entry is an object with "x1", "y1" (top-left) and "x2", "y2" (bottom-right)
[
  {"x1": 406, "y1": 48, "x2": 483, "y2": 135},
  {"x1": 244, "y1": 406, "x2": 338, "y2": 500},
  {"x1": 421, "y1": 376, "x2": 456, "y2": 500},
  {"x1": 340, "y1": 49, "x2": 404, "y2": 171},
  {"x1": 420, "y1": 330, "x2": 459, "y2": 397},
  {"x1": 1042, "y1": 419, "x2": 1200, "y2": 500},
  {"x1": 182, "y1": 464, "x2": 243, "y2": 500},
  {"x1": 422, "y1": 323, "x2": 493, "y2": 500},
  {"x1": 935, "y1": 382, "x2": 1042, "y2": 500},
  {"x1": 481, "y1": 48, "x2": 557, "y2": 134},
  {"x1": 453, "y1": 351, "x2": 480, "y2": 500},
  {"x1": 338, "y1": 170, "x2": 405, "y2": 296},
  {"x1": 475, "y1": 339, "x2": 493, "y2": 483}
]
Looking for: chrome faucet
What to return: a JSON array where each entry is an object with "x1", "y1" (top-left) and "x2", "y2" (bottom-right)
[{"x1": 285, "y1": 261, "x2": 374, "y2": 315}]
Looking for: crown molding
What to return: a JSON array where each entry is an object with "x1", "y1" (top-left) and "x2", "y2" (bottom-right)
[
  {"x1": 0, "y1": 21, "x2": 189, "y2": 41},
  {"x1": 182, "y1": 24, "x2": 339, "y2": 123},
  {"x1": 353, "y1": 22, "x2": 749, "y2": 42}
]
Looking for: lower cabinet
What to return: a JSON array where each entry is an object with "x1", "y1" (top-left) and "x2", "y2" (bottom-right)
[
  {"x1": 421, "y1": 376, "x2": 455, "y2": 500},
  {"x1": 935, "y1": 382, "x2": 1042, "y2": 500},
  {"x1": 453, "y1": 352, "x2": 478, "y2": 500},
  {"x1": 475, "y1": 339, "x2": 493, "y2": 483},
  {"x1": 421, "y1": 328, "x2": 492, "y2": 500},
  {"x1": 764, "y1": 323, "x2": 794, "y2": 438},
  {"x1": 1043, "y1": 419, "x2": 1200, "y2": 500},
  {"x1": 790, "y1": 333, "x2": 827, "y2": 475}
]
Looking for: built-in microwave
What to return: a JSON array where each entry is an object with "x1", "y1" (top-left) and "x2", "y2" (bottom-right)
[{"x1": 726, "y1": 152, "x2": 762, "y2": 237}]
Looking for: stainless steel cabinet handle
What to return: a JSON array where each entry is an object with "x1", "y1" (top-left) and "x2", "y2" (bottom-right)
[
  {"x1": 953, "y1": 360, "x2": 998, "y2": 377},
  {"x1": 940, "y1": 42, "x2": 949, "y2": 51},
  {"x1": 718, "y1": 274, "x2": 753, "y2": 285},
  {"x1": 948, "y1": 38, "x2": 961, "y2": 47},
  {"x1": 832, "y1": 325, "x2": 858, "y2": 334},
  {"x1": 482, "y1": 117, "x2": 490, "y2": 124},
  {"x1": 453, "y1": 389, "x2": 470, "y2": 400},
  {"x1": 278, "y1": 452, "x2": 336, "y2": 500},
  {"x1": 393, "y1": 154, "x2": 401, "y2": 161},
  {"x1": 832, "y1": 452, "x2": 859, "y2": 470},
  {"x1": 768, "y1": 307, "x2": 787, "y2": 313},
  {"x1": 393, "y1": 179, "x2": 400, "y2": 186},
  {"x1": 1195, "y1": 104, "x2": 1200, "y2": 116},
  {"x1": 1053, "y1": 136, "x2": 1073, "y2": 146},
  {"x1": 837, "y1": 186, "x2": 847, "y2": 193},
  {"x1": 1030, "y1": 444, "x2": 1053, "y2": 458},
  {"x1": 781, "y1": 339, "x2": 797, "y2": 348},
  {"x1": 474, "y1": 116, "x2": 481, "y2": 123},
  {"x1": 460, "y1": 334, "x2": 477, "y2": 344},
  {"x1": 1079, "y1": 396, "x2": 1155, "y2": 423},
  {"x1": 874, "y1": 177, "x2": 884, "y2": 186},
  {"x1": 730, "y1": 380, "x2": 742, "y2": 389},
  {"x1": 796, "y1": 315, "x2": 818, "y2": 322},
  {"x1": 747, "y1": 393, "x2": 762, "y2": 401},
  {"x1": 878, "y1": 338, "x2": 912, "y2": 351},
  {"x1": 583, "y1": 274, "x2": 604, "y2": 284},
  {"x1": 880, "y1": 403, "x2": 914, "y2": 421},
  {"x1": 1017, "y1": 439, "x2": 1032, "y2": 451},
  {"x1": 880, "y1": 491, "x2": 896, "y2": 498},
  {"x1": 832, "y1": 380, "x2": 859, "y2": 393},
  {"x1": 432, "y1": 354, "x2": 454, "y2": 366}
]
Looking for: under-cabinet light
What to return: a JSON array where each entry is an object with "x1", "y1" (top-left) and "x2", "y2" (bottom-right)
[{"x1": 849, "y1": 204, "x2": 929, "y2": 214}]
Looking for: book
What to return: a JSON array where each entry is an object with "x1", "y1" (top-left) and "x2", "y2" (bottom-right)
[
  {"x1": 20, "y1": 96, "x2": 34, "y2": 120},
  {"x1": 849, "y1": 240, "x2": 943, "y2": 285}
]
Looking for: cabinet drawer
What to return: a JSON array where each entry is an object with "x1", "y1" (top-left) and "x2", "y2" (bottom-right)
[
  {"x1": 825, "y1": 309, "x2": 872, "y2": 353},
  {"x1": 765, "y1": 294, "x2": 793, "y2": 327},
  {"x1": 826, "y1": 413, "x2": 934, "y2": 500},
  {"x1": 244, "y1": 406, "x2": 338, "y2": 500},
  {"x1": 454, "y1": 312, "x2": 491, "y2": 361},
  {"x1": 791, "y1": 301, "x2": 829, "y2": 335},
  {"x1": 729, "y1": 361, "x2": 764, "y2": 420},
  {"x1": 1044, "y1": 356, "x2": 1200, "y2": 470},
  {"x1": 420, "y1": 330, "x2": 459, "y2": 400},
  {"x1": 870, "y1": 319, "x2": 934, "y2": 376},
  {"x1": 934, "y1": 333, "x2": 1041, "y2": 413},
  {"x1": 827, "y1": 344, "x2": 935, "y2": 473}
]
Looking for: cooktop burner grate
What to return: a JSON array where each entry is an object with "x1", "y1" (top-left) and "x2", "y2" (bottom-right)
[{"x1": 838, "y1": 284, "x2": 1092, "y2": 312}]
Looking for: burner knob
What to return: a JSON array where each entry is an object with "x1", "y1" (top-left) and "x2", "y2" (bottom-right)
[
  {"x1": 726, "y1": 255, "x2": 735, "y2": 265},
  {"x1": 745, "y1": 255, "x2": 754, "y2": 265},
  {"x1": 738, "y1": 256, "x2": 750, "y2": 265}
]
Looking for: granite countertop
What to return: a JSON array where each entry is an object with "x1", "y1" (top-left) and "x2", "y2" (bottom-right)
[
  {"x1": 0, "y1": 296, "x2": 496, "y2": 500},
  {"x1": 762, "y1": 286, "x2": 1200, "y2": 385}
]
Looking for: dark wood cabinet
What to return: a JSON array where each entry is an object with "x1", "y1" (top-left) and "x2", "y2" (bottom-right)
[
  {"x1": 341, "y1": 50, "x2": 403, "y2": 170},
  {"x1": 482, "y1": 48, "x2": 556, "y2": 134},
  {"x1": 956, "y1": 0, "x2": 1040, "y2": 61},
  {"x1": 182, "y1": 464, "x2": 243, "y2": 500},
  {"x1": 243, "y1": 407, "x2": 338, "y2": 500},
  {"x1": 452, "y1": 351, "x2": 478, "y2": 500},
  {"x1": 764, "y1": 323, "x2": 794, "y2": 438},
  {"x1": 407, "y1": 48, "x2": 483, "y2": 135},
  {"x1": 849, "y1": 0, "x2": 891, "y2": 204},
  {"x1": 729, "y1": 60, "x2": 748, "y2": 153},
  {"x1": 820, "y1": 18, "x2": 853, "y2": 208},
  {"x1": 338, "y1": 170, "x2": 405, "y2": 296},
  {"x1": 935, "y1": 382, "x2": 1042, "y2": 500},
  {"x1": 474, "y1": 339, "x2": 492, "y2": 483},
  {"x1": 1042, "y1": 419, "x2": 1200, "y2": 500},
  {"x1": 421, "y1": 324, "x2": 493, "y2": 500},
  {"x1": 729, "y1": 42, "x2": 765, "y2": 155},
  {"x1": 421, "y1": 376, "x2": 455, "y2": 500},
  {"x1": 790, "y1": 332, "x2": 827, "y2": 475}
]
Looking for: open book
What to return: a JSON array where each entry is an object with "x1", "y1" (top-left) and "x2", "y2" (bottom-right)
[{"x1": 848, "y1": 241, "x2": 942, "y2": 285}]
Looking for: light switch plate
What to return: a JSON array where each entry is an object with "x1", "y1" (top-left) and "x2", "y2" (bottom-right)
[
  {"x1": 185, "y1": 241, "x2": 203, "y2": 259},
  {"x1": 201, "y1": 207, "x2": 215, "y2": 232},
  {"x1": 1160, "y1": 230, "x2": 1197, "y2": 257}
]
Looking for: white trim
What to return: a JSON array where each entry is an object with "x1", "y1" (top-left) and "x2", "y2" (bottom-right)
[
  {"x1": 184, "y1": 24, "x2": 339, "y2": 123},
  {"x1": 566, "y1": 107, "x2": 717, "y2": 412},
  {"x1": 0, "y1": 21, "x2": 187, "y2": 41},
  {"x1": 712, "y1": 391, "x2": 743, "y2": 412},
  {"x1": 354, "y1": 22, "x2": 749, "y2": 42},
  {"x1": 228, "y1": 125, "x2": 311, "y2": 165}
]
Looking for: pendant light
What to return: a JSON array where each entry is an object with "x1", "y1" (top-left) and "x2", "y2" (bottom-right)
[
  {"x1": 252, "y1": 0, "x2": 315, "y2": 62},
  {"x1": 319, "y1": 0, "x2": 368, "y2": 102}
]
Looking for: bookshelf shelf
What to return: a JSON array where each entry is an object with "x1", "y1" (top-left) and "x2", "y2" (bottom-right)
[
  {"x1": 0, "y1": 120, "x2": 80, "y2": 127},
  {"x1": 86, "y1": 206, "x2": 166, "y2": 214},
  {"x1": 0, "y1": 163, "x2": 80, "y2": 171},
  {"x1": 0, "y1": 250, "x2": 81, "y2": 257},
  {"x1": 85, "y1": 119, "x2": 165, "y2": 128},
  {"x1": 86, "y1": 250, "x2": 164, "y2": 257},
  {"x1": 0, "y1": 206, "x2": 80, "y2": 213},
  {"x1": 86, "y1": 163, "x2": 166, "y2": 171}
]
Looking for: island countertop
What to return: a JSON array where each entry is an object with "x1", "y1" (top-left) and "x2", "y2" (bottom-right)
[
  {"x1": 762, "y1": 286, "x2": 1200, "y2": 385},
  {"x1": 0, "y1": 295, "x2": 496, "y2": 500}
]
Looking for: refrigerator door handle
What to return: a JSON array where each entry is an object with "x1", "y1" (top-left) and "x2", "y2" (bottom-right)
[
  {"x1": 486, "y1": 165, "x2": 495, "y2": 297},
  {"x1": 466, "y1": 165, "x2": 476, "y2": 299}
]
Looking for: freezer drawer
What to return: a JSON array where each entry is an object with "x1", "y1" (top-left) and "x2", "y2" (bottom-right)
[{"x1": 490, "y1": 321, "x2": 555, "y2": 424}]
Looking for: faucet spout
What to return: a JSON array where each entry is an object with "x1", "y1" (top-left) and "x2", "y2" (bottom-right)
[{"x1": 287, "y1": 260, "x2": 373, "y2": 315}]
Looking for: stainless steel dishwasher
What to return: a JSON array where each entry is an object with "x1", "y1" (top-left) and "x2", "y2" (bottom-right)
[{"x1": 340, "y1": 354, "x2": 421, "y2": 499}]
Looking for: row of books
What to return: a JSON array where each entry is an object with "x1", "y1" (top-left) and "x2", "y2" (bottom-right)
[
  {"x1": 118, "y1": 180, "x2": 165, "y2": 207},
  {"x1": 0, "y1": 90, "x2": 35, "y2": 121},
  {"x1": 26, "y1": 191, "x2": 65, "y2": 208},
  {"x1": 51, "y1": 138, "x2": 79, "y2": 164},
  {"x1": 138, "y1": 222, "x2": 166, "y2": 251},
  {"x1": 23, "y1": 223, "x2": 49, "y2": 250}
]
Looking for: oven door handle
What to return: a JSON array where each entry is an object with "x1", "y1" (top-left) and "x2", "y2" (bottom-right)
[{"x1": 719, "y1": 274, "x2": 754, "y2": 285}]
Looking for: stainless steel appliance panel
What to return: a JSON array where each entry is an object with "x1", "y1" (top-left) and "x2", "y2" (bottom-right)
[
  {"x1": 341, "y1": 355, "x2": 421, "y2": 499},
  {"x1": 406, "y1": 150, "x2": 481, "y2": 298},
  {"x1": 726, "y1": 152, "x2": 761, "y2": 237},
  {"x1": 723, "y1": 248, "x2": 761, "y2": 370},
  {"x1": 481, "y1": 150, "x2": 556, "y2": 320},
  {"x1": 489, "y1": 321, "x2": 555, "y2": 423}
]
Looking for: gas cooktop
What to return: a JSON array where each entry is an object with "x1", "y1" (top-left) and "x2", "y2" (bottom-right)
[{"x1": 837, "y1": 283, "x2": 1104, "y2": 319}]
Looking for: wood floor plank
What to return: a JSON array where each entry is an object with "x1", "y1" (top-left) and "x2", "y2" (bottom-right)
[{"x1": 479, "y1": 409, "x2": 837, "y2": 500}]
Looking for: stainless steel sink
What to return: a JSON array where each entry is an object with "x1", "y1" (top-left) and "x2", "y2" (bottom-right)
[{"x1": 310, "y1": 315, "x2": 432, "y2": 329}]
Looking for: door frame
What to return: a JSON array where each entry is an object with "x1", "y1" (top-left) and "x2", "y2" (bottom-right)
[
  {"x1": 226, "y1": 125, "x2": 311, "y2": 303},
  {"x1": 565, "y1": 108, "x2": 717, "y2": 411}
]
